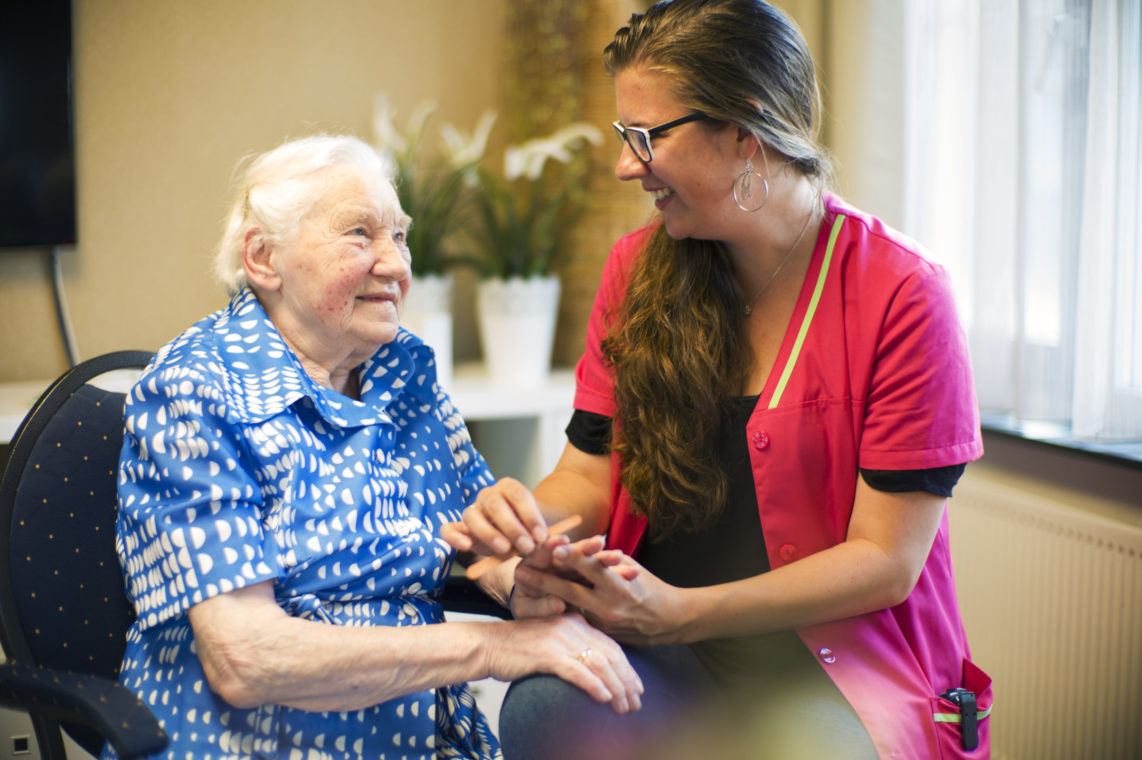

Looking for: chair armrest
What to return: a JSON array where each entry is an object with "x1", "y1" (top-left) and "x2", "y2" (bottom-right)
[{"x1": 0, "y1": 662, "x2": 168, "y2": 760}]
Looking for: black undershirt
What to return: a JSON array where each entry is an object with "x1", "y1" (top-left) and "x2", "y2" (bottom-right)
[
  {"x1": 566, "y1": 407, "x2": 965, "y2": 501},
  {"x1": 564, "y1": 404, "x2": 966, "y2": 686}
]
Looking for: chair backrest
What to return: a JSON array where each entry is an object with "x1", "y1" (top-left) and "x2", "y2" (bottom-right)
[{"x1": 0, "y1": 351, "x2": 153, "y2": 759}]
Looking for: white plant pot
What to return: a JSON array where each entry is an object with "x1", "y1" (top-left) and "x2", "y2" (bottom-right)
[
  {"x1": 401, "y1": 272, "x2": 453, "y2": 389},
  {"x1": 476, "y1": 275, "x2": 561, "y2": 388}
]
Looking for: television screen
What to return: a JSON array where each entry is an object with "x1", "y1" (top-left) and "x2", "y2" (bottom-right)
[{"x1": 0, "y1": 0, "x2": 76, "y2": 248}]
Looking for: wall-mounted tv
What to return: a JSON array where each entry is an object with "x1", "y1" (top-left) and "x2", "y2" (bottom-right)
[{"x1": 0, "y1": 0, "x2": 76, "y2": 249}]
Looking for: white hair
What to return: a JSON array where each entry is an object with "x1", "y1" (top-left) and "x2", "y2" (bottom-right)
[{"x1": 214, "y1": 134, "x2": 394, "y2": 293}]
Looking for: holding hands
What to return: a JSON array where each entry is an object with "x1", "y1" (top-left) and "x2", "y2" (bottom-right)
[
  {"x1": 442, "y1": 477, "x2": 648, "y2": 713},
  {"x1": 443, "y1": 477, "x2": 691, "y2": 648},
  {"x1": 518, "y1": 537, "x2": 691, "y2": 647}
]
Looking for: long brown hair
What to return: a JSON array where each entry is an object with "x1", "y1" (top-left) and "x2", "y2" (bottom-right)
[
  {"x1": 600, "y1": 0, "x2": 832, "y2": 538},
  {"x1": 602, "y1": 229, "x2": 750, "y2": 537}
]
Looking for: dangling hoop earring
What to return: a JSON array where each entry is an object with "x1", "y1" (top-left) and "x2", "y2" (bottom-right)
[{"x1": 733, "y1": 157, "x2": 769, "y2": 213}]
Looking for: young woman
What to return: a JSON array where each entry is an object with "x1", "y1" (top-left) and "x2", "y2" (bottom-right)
[{"x1": 446, "y1": 1, "x2": 991, "y2": 757}]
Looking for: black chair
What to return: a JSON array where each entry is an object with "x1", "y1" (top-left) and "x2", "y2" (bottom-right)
[
  {"x1": 0, "y1": 350, "x2": 509, "y2": 760},
  {"x1": 0, "y1": 350, "x2": 163, "y2": 760}
]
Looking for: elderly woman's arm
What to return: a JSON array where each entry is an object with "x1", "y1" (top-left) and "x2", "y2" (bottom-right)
[{"x1": 187, "y1": 580, "x2": 642, "y2": 714}]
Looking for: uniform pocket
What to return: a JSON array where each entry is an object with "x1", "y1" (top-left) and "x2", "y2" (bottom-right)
[{"x1": 931, "y1": 658, "x2": 992, "y2": 758}]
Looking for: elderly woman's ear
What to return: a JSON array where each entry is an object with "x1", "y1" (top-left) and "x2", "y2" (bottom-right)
[{"x1": 241, "y1": 227, "x2": 282, "y2": 292}]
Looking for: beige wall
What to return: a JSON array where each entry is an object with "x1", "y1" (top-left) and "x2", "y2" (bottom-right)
[{"x1": 0, "y1": 0, "x2": 509, "y2": 382}]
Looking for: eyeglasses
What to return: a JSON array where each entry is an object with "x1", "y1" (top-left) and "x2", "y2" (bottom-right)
[{"x1": 611, "y1": 112, "x2": 709, "y2": 163}]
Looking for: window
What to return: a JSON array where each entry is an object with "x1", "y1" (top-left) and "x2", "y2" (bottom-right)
[{"x1": 903, "y1": 0, "x2": 1142, "y2": 446}]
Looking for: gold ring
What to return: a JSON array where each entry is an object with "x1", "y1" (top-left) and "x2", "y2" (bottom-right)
[{"x1": 578, "y1": 647, "x2": 592, "y2": 664}]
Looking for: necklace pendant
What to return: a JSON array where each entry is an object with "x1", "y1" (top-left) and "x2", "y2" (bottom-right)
[{"x1": 743, "y1": 304, "x2": 752, "y2": 316}]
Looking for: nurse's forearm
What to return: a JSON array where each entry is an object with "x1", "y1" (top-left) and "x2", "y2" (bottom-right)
[
  {"x1": 677, "y1": 484, "x2": 946, "y2": 641},
  {"x1": 530, "y1": 443, "x2": 613, "y2": 539},
  {"x1": 676, "y1": 536, "x2": 916, "y2": 642}
]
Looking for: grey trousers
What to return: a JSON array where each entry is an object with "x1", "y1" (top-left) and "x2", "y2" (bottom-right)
[{"x1": 497, "y1": 642, "x2": 878, "y2": 760}]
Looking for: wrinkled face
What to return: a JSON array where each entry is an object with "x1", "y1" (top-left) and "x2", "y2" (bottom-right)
[
  {"x1": 613, "y1": 66, "x2": 743, "y2": 241},
  {"x1": 273, "y1": 167, "x2": 412, "y2": 358}
]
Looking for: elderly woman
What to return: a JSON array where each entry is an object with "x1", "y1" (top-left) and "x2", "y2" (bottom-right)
[{"x1": 109, "y1": 134, "x2": 642, "y2": 760}]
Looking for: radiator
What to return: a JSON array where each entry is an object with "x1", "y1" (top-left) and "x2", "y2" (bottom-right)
[{"x1": 949, "y1": 469, "x2": 1142, "y2": 760}]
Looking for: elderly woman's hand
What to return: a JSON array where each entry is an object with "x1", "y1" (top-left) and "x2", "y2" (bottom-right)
[
  {"x1": 486, "y1": 612, "x2": 644, "y2": 715},
  {"x1": 442, "y1": 477, "x2": 550, "y2": 558}
]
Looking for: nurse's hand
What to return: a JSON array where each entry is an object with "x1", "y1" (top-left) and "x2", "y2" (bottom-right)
[
  {"x1": 514, "y1": 537, "x2": 691, "y2": 646},
  {"x1": 509, "y1": 533, "x2": 641, "y2": 619}
]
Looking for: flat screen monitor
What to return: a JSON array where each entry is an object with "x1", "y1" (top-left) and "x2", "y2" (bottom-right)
[{"x1": 0, "y1": 0, "x2": 76, "y2": 249}]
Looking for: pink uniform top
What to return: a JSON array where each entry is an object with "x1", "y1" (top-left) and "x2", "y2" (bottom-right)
[{"x1": 574, "y1": 193, "x2": 992, "y2": 758}]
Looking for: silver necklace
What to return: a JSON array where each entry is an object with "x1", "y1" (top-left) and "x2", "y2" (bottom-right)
[{"x1": 742, "y1": 198, "x2": 818, "y2": 316}]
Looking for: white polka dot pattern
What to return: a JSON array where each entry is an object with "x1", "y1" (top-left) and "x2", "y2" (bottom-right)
[{"x1": 109, "y1": 288, "x2": 500, "y2": 759}]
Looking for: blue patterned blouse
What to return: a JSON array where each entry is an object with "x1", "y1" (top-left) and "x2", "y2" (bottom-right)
[{"x1": 110, "y1": 288, "x2": 501, "y2": 760}]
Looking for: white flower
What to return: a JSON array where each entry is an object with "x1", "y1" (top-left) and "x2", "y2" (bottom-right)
[
  {"x1": 503, "y1": 122, "x2": 604, "y2": 181},
  {"x1": 405, "y1": 100, "x2": 439, "y2": 144},
  {"x1": 440, "y1": 109, "x2": 497, "y2": 169},
  {"x1": 372, "y1": 94, "x2": 438, "y2": 168},
  {"x1": 372, "y1": 93, "x2": 405, "y2": 154}
]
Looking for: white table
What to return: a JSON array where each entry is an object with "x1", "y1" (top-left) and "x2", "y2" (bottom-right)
[
  {"x1": 0, "y1": 380, "x2": 53, "y2": 445},
  {"x1": 446, "y1": 363, "x2": 575, "y2": 486}
]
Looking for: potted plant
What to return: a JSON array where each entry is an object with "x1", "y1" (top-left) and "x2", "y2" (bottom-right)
[
  {"x1": 465, "y1": 123, "x2": 603, "y2": 387},
  {"x1": 372, "y1": 94, "x2": 494, "y2": 387}
]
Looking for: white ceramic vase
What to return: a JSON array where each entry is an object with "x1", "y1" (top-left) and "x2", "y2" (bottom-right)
[
  {"x1": 401, "y1": 272, "x2": 453, "y2": 389},
  {"x1": 476, "y1": 275, "x2": 561, "y2": 387}
]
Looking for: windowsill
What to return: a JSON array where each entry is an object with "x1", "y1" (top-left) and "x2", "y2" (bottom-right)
[{"x1": 980, "y1": 413, "x2": 1142, "y2": 471}]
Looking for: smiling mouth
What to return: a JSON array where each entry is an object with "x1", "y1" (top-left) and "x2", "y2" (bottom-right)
[{"x1": 652, "y1": 187, "x2": 673, "y2": 201}]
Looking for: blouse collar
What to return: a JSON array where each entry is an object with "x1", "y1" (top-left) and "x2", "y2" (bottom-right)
[{"x1": 215, "y1": 288, "x2": 440, "y2": 429}]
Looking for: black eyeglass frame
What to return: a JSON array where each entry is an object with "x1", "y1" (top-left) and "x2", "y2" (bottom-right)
[{"x1": 611, "y1": 111, "x2": 710, "y2": 162}]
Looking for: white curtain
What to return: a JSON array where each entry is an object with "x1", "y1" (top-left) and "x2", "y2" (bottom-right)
[{"x1": 902, "y1": 0, "x2": 1142, "y2": 441}]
